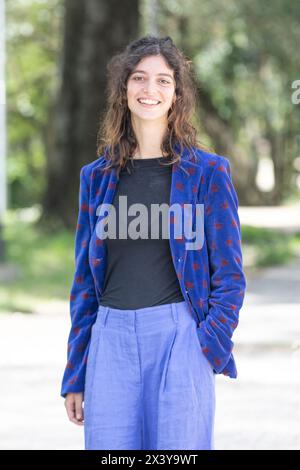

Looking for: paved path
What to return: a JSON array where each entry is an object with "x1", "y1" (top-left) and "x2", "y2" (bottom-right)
[
  {"x1": 0, "y1": 257, "x2": 300, "y2": 450},
  {"x1": 216, "y1": 257, "x2": 300, "y2": 450}
]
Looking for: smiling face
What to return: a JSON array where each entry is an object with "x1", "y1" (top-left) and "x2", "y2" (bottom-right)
[{"x1": 126, "y1": 55, "x2": 176, "y2": 122}]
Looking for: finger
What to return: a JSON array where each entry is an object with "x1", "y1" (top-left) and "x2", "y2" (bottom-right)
[
  {"x1": 75, "y1": 396, "x2": 84, "y2": 423},
  {"x1": 65, "y1": 398, "x2": 75, "y2": 420},
  {"x1": 66, "y1": 398, "x2": 83, "y2": 426}
]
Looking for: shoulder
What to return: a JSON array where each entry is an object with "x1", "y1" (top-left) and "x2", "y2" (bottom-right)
[
  {"x1": 190, "y1": 146, "x2": 232, "y2": 183},
  {"x1": 191, "y1": 146, "x2": 230, "y2": 170},
  {"x1": 79, "y1": 155, "x2": 108, "y2": 182},
  {"x1": 191, "y1": 147, "x2": 239, "y2": 207}
]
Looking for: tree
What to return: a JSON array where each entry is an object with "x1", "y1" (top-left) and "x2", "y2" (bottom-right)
[{"x1": 41, "y1": 0, "x2": 139, "y2": 229}]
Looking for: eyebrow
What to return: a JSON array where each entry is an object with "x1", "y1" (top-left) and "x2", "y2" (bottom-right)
[{"x1": 131, "y1": 70, "x2": 174, "y2": 81}]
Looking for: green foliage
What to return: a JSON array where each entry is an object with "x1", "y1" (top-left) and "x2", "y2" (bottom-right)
[
  {"x1": 6, "y1": 0, "x2": 300, "y2": 210},
  {"x1": 159, "y1": 0, "x2": 300, "y2": 200},
  {"x1": 242, "y1": 225, "x2": 300, "y2": 267},
  {"x1": 6, "y1": 0, "x2": 63, "y2": 208},
  {"x1": 0, "y1": 208, "x2": 74, "y2": 313}
]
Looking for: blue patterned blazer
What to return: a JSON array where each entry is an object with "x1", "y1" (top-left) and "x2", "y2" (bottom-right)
[{"x1": 60, "y1": 144, "x2": 247, "y2": 398}]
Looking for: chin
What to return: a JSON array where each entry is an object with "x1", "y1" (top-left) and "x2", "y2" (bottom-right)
[{"x1": 130, "y1": 107, "x2": 168, "y2": 120}]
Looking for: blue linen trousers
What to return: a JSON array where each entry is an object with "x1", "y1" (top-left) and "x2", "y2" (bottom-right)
[{"x1": 83, "y1": 300, "x2": 216, "y2": 450}]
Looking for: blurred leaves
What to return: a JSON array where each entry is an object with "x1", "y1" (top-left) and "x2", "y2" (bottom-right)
[
  {"x1": 6, "y1": 0, "x2": 63, "y2": 208},
  {"x1": 0, "y1": 208, "x2": 74, "y2": 312},
  {"x1": 242, "y1": 225, "x2": 300, "y2": 267},
  {"x1": 6, "y1": 0, "x2": 300, "y2": 209}
]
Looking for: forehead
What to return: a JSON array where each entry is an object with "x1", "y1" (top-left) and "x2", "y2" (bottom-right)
[{"x1": 132, "y1": 55, "x2": 174, "y2": 77}]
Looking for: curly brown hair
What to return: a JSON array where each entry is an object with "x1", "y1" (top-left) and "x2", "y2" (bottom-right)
[{"x1": 96, "y1": 35, "x2": 212, "y2": 178}]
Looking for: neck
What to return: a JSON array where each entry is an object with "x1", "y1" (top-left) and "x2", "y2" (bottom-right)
[{"x1": 131, "y1": 114, "x2": 167, "y2": 159}]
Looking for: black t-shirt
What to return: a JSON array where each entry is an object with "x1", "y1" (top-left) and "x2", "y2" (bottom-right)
[{"x1": 98, "y1": 156, "x2": 185, "y2": 310}]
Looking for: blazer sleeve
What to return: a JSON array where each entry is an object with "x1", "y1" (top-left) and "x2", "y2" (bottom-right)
[
  {"x1": 198, "y1": 156, "x2": 247, "y2": 374},
  {"x1": 60, "y1": 166, "x2": 99, "y2": 398}
]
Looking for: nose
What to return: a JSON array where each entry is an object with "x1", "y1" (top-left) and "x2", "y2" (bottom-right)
[{"x1": 142, "y1": 78, "x2": 158, "y2": 95}]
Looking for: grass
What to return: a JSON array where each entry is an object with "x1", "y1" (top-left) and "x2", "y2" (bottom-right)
[
  {"x1": 0, "y1": 208, "x2": 75, "y2": 313},
  {"x1": 241, "y1": 225, "x2": 300, "y2": 267}
]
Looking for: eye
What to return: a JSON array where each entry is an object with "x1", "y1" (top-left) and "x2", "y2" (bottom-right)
[{"x1": 132, "y1": 76, "x2": 171, "y2": 84}]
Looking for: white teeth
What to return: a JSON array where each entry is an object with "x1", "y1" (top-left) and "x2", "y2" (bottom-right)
[{"x1": 138, "y1": 99, "x2": 160, "y2": 105}]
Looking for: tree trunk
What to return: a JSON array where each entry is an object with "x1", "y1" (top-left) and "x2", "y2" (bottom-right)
[{"x1": 40, "y1": 0, "x2": 139, "y2": 230}]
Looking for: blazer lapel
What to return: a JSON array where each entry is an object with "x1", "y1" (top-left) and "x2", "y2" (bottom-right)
[{"x1": 168, "y1": 149, "x2": 204, "y2": 275}]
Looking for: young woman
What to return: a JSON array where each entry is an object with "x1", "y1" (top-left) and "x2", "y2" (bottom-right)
[{"x1": 61, "y1": 35, "x2": 246, "y2": 450}]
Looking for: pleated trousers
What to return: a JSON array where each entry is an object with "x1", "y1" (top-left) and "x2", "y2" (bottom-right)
[{"x1": 83, "y1": 300, "x2": 216, "y2": 450}]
